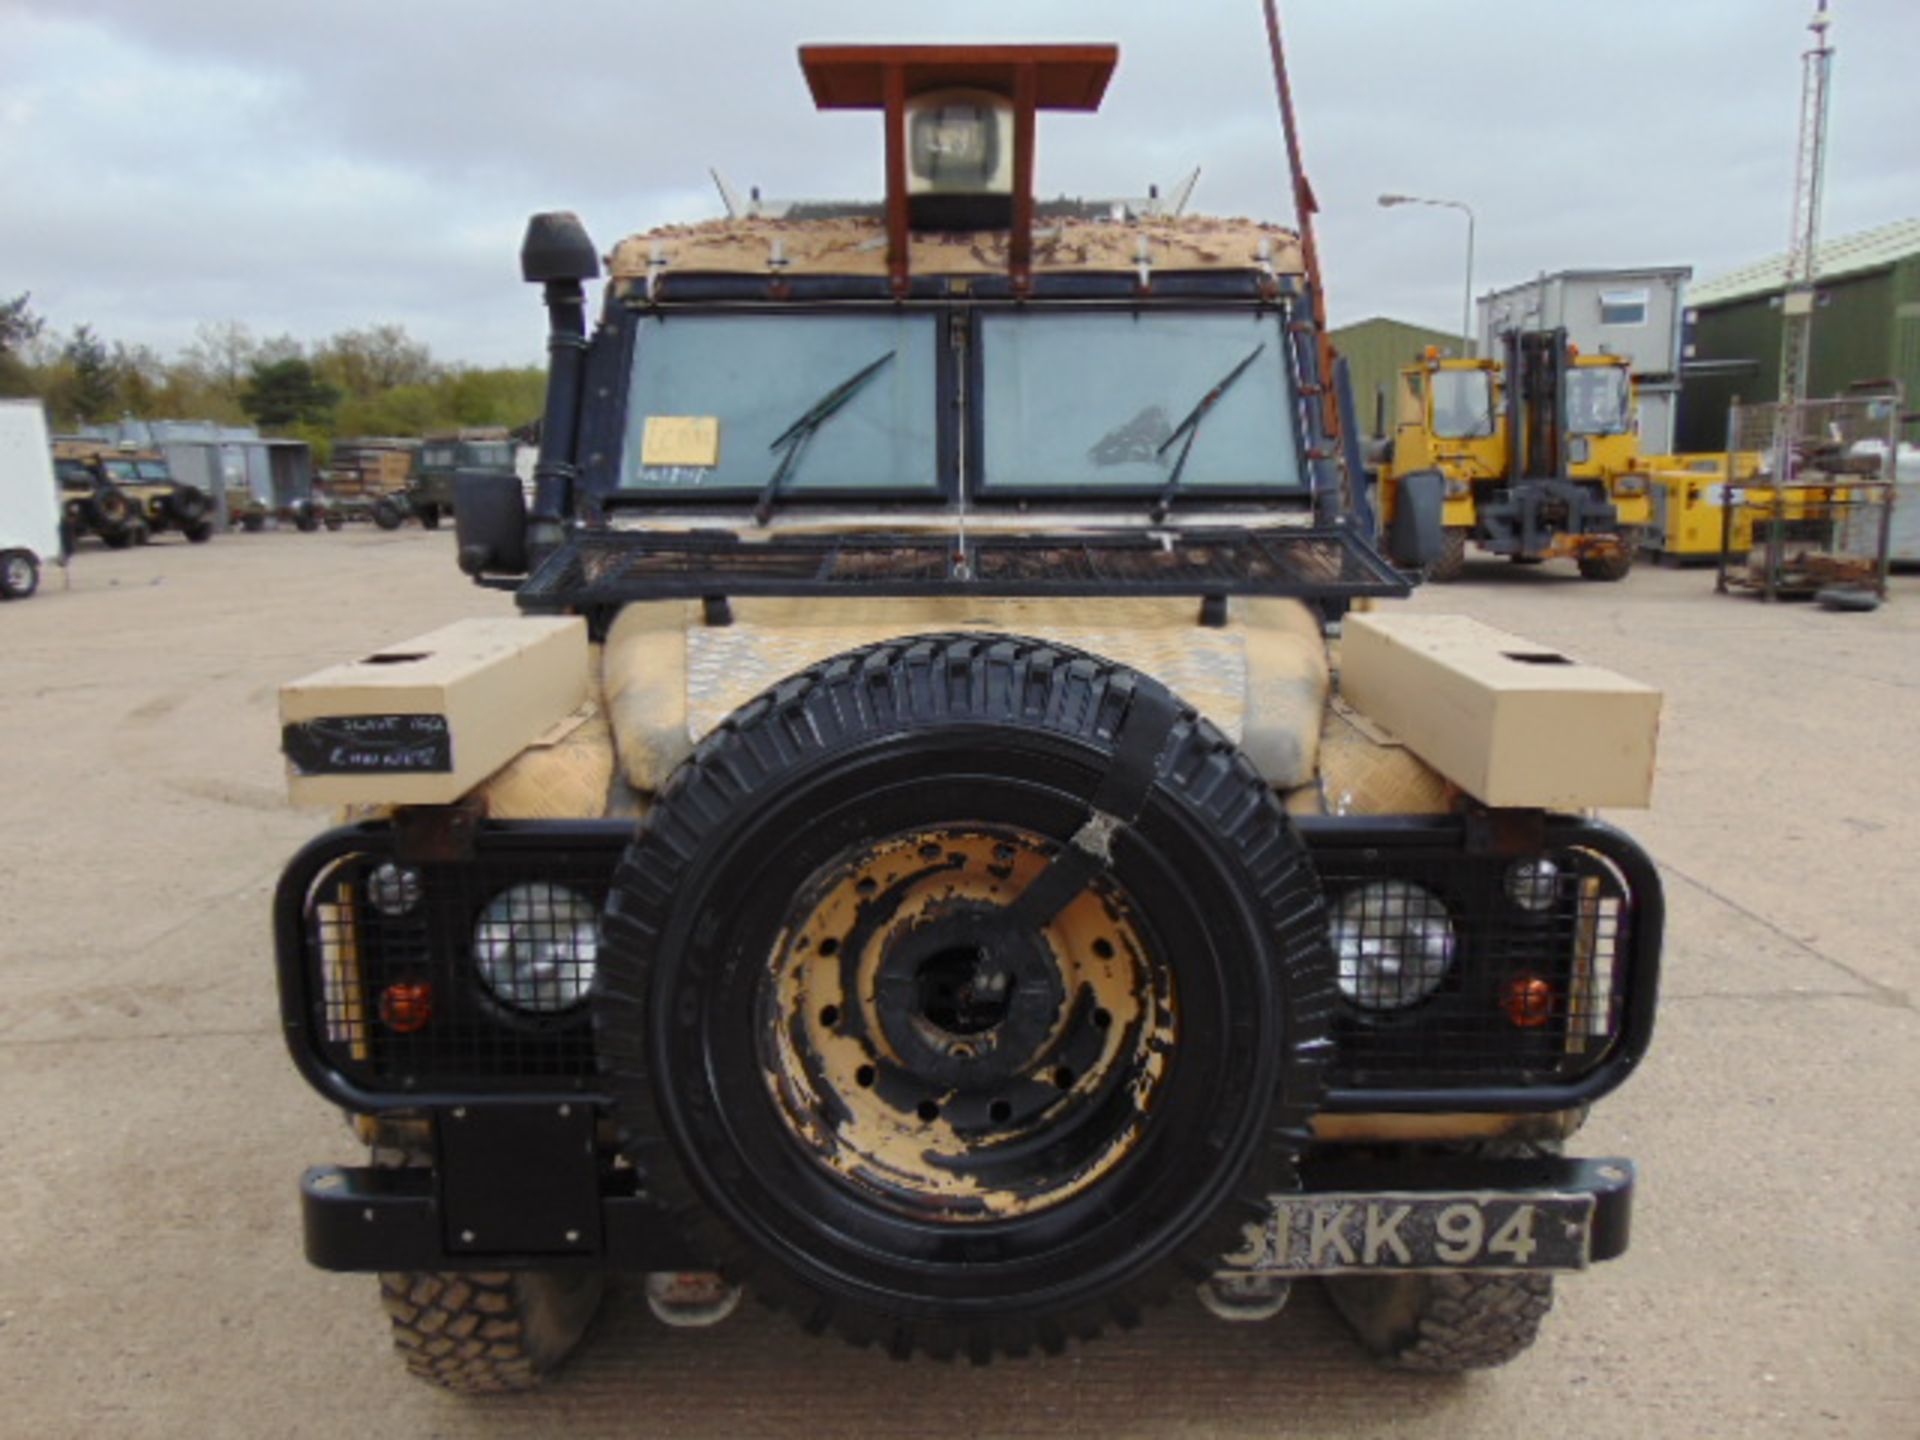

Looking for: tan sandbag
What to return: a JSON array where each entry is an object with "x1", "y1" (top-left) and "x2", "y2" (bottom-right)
[
  {"x1": 602, "y1": 595, "x2": 1330, "y2": 794},
  {"x1": 608, "y1": 214, "x2": 1304, "y2": 282},
  {"x1": 604, "y1": 600, "x2": 700, "y2": 793},
  {"x1": 474, "y1": 698, "x2": 617, "y2": 821},
  {"x1": 1286, "y1": 701, "x2": 1456, "y2": 818}
]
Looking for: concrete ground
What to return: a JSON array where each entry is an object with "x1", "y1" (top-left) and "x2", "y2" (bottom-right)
[{"x1": 1, "y1": 529, "x2": 1915, "y2": 1439}]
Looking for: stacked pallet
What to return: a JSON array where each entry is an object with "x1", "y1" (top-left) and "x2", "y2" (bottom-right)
[{"x1": 325, "y1": 441, "x2": 416, "y2": 498}]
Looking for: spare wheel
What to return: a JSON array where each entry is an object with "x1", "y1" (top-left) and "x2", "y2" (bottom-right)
[{"x1": 597, "y1": 634, "x2": 1332, "y2": 1360}]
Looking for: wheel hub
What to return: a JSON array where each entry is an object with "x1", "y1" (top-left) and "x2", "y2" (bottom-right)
[{"x1": 760, "y1": 824, "x2": 1174, "y2": 1221}]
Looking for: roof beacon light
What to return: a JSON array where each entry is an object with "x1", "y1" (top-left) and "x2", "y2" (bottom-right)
[
  {"x1": 906, "y1": 89, "x2": 1015, "y2": 228},
  {"x1": 800, "y1": 43, "x2": 1118, "y2": 295}
]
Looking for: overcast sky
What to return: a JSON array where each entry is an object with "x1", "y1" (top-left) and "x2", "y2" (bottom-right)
[{"x1": 4, "y1": 0, "x2": 1915, "y2": 368}]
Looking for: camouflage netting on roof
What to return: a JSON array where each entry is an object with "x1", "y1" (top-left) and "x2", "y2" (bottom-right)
[{"x1": 607, "y1": 215, "x2": 1304, "y2": 281}]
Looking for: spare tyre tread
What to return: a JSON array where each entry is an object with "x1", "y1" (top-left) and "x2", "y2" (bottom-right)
[{"x1": 598, "y1": 633, "x2": 1333, "y2": 1361}]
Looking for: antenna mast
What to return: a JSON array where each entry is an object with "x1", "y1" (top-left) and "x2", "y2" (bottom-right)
[
  {"x1": 1772, "y1": 1, "x2": 1835, "y2": 477},
  {"x1": 1260, "y1": 1, "x2": 1340, "y2": 442}
]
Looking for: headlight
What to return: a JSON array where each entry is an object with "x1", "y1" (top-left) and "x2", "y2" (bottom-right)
[
  {"x1": 366, "y1": 861, "x2": 423, "y2": 917},
  {"x1": 473, "y1": 883, "x2": 600, "y2": 1013},
  {"x1": 1504, "y1": 858, "x2": 1561, "y2": 913},
  {"x1": 1330, "y1": 881, "x2": 1457, "y2": 1011}
]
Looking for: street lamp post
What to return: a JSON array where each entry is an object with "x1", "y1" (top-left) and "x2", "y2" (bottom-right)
[{"x1": 1378, "y1": 193, "x2": 1476, "y2": 357}]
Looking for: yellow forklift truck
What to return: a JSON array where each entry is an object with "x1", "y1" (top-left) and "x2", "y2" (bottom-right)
[{"x1": 1376, "y1": 329, "x2": 1649, "y2": 581}]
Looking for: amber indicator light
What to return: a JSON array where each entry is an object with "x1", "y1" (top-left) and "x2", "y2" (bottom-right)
[
  {"x1": 1502, "y1": 975, "x2": 1555, "y2": 1029},
  {"x1": 379, "y1": 982, "x2": 434, "y2": 1034}
]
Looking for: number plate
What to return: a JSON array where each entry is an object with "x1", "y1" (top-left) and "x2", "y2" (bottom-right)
[{"x1": 1228, "y1": 1190, "x2": 1596, "y2": 1275}]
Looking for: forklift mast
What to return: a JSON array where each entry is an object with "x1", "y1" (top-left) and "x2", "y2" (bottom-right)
[{"x1": 1506, "y1": 327, "x2": 1570, "y2": 483}]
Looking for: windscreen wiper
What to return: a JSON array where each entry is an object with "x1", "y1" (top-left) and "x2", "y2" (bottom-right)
[
  {"x1": 754, "y1": 350, "x2": 896, "y2": 526},
  {"x1": 1150, "y1": 343, "x2": 1267, "y2": 523}
]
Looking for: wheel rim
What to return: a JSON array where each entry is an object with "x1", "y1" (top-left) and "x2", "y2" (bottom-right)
[
  {"x1": 3, "y1": 555, "x2": 32, "y2": 591},
  {"x1": 758, "y1": 823, "x2": 1174, "y2": 1222}
]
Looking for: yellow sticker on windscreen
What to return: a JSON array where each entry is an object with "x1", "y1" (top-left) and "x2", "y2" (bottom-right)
[{"x1": 641, "y1": 416, "x2": 721, "y2": 468}]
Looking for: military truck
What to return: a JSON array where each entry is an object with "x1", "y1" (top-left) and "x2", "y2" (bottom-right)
[
  {"x1": 274, "y1": 37, "x2": 1663, "y2": 1393},
  {"x1": 402, "y1": 429, "x2": 517, "y2": 529}
]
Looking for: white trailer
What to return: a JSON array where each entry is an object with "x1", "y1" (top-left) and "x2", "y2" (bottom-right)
[{"x1": 0, "y1": 399, "x2": 66, "y2": 601}]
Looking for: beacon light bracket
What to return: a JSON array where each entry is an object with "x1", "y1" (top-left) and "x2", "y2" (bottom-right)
[{"x1": 799, "y1": 43, "x2": 1119, "y2": 297}]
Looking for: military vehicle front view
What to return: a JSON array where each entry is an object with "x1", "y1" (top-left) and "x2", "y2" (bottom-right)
[
  {"x1": 273, "y1": 36, "x2": 1664, "y2": 1394},
  {"x1": 403, "y1": 430, "x2": 517, "y2": 529}
]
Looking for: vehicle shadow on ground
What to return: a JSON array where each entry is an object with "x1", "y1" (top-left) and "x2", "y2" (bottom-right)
[
  {"x1": 442, "y1": 1280, "x2": 1478, "y2": 1438},
  {"x1": 1439, "y1": 558, "x2": 1595, "y2": 587}
]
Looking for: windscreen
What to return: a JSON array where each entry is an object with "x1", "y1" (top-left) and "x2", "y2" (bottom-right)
[
  {"x1": 977, "y1": 312, "x2": 1304, "y2": 493},
  {"x1": 620, "y1": 312, "x2": 941, "y2": 496},
  {"x1": 1565, "y1": 366, "x2": 1632, "y2": 436},
  {"x1": 1429, "y1": 369, "x2": 1496, "y2": 439}
]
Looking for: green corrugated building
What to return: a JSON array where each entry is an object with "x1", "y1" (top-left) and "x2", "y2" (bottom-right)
[
  {"x1": 1330, "y1": 317, "x2": 1463, "y2": 437},
  {"x1": 1678, "y1": 217, "x2": 1920, "y2": 451}
]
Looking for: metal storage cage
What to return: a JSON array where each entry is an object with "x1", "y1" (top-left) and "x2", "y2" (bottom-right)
[{"x1": 1715, "y1": 391, "x2": 1900, "y2": 601}]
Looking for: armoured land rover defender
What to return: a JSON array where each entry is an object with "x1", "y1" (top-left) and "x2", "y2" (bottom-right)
[
  {"x1": 275, "y1": 36, "x2": 1662, "y2": 1393},
  {"x1": 55, "y1": 445, "x2": 215, "y2": 545}
]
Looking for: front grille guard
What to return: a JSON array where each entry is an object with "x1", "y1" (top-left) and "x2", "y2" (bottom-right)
[{"x1": 274, "y1": 815, "x2": 1660, "y2": 1116}]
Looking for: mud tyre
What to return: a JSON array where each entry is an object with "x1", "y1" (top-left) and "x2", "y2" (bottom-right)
[
  {"x1": 184, "y1": 519, "x2": 214, "y2": 543},
  {"x1": 1425, "y1": 527, "x2": 1468, "y2": 583},
  {"x1": 1577, "y1": 544, "x2": 1633, "y2": 582},
  {"x1": 372, "y1": 499, "x2": 404, "y2": 530},
  {"x1": 379, "y1": 1270, "x2": 605, "y2": 1393},
  {"x1": 0, "y1": 550, "x2": 39, "y2": 600},
  {"x1": 1326, "y1": 1270, "x2": 1553, "y2": 1373},
  {"x1": 598, "y1": 634, "x2": 1333, "y2": 1360},
  {"x1": 87, "y1": 489, "x2": 132, "y2": 535},
  {"x1": 1325, "y1": 1141, "x2": 1559, "y2": 1371}
]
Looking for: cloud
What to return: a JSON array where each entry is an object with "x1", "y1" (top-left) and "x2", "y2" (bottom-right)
[{"x1": 4, "y1": 0, "x2": 1916, "y2": 367}]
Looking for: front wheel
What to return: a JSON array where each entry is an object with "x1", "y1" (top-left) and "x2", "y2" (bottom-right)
[
  {"x1": 1325, "y1": 1141, "x2": 1559, "y2": 1371},
  {"x1": 1577, "y1": 545, "x2": 1633, "y2": 582},
  {"x1": 379, "y1": 1270, "x2": 605, "y2": 1393},
  {"x1": 184, "y1": 520, "x2": 214, "y2": 544},
  {"x1": 0, "y1": 550, "x2": 39, "y2": 600},
  {"x1": 1424, "y1": 527, "x2": 1469, "y2": 583}
]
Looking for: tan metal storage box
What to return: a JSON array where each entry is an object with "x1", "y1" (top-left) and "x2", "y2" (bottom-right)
[
  {"x1": 1340, "y1": 614, "x2": 1661, "y2": 810},
  {"x1": 280, "y1": 617, "x2": 589, "y2": 807}
]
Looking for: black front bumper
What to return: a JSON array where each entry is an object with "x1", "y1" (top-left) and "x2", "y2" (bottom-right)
[
  {"x1": 1478, "y1": 478, "x2": 1619, "y2": 555},
  {"x1": 302, "y1": 1152, "x2": 1634, "y2": 1277}
]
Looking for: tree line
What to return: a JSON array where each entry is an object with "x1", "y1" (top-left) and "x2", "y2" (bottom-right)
[{"x1": 0, "y1": 293, "x2": 544, "y2": 466}]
